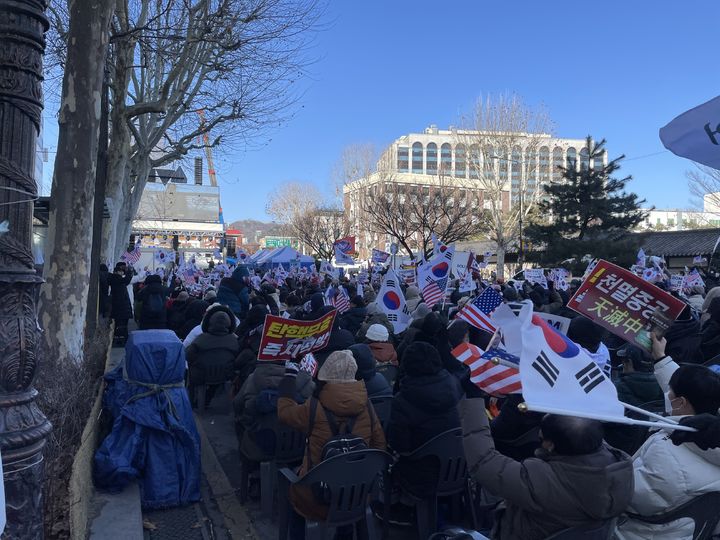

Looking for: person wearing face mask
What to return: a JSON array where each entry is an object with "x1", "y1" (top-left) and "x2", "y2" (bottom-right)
[{"x1": 614, "y1": 334, "x2": 720, "y2": 540}]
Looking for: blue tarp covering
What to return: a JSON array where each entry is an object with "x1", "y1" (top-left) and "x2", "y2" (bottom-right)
[{"x1": 94, "y1": 330, "x2": 201, "y2": 509}]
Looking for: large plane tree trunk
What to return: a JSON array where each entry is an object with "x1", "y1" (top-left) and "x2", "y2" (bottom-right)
[{"x1": 39, "y1": 0, "x2": 114, "y2": 364}]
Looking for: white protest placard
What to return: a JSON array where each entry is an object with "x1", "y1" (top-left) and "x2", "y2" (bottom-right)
[
  {"x1": 451, "y1": 251, "x2": 472, "y2": 278},
  {"x1": 523, "y1": 268, "x2": 548, "y2": 288},
  {"x1": 670, "y1": 274, "x2": 684, "y2": 292},
  {"x1": 535, "y1": 312, "x2": 571, "y2": 334}
]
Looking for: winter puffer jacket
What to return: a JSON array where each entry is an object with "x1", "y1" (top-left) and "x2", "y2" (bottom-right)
[
  {"x1": 339, "y1": 306, "x2": 367, "y2": 337},
  {"x1": 136, "y1": 277, "x2": 167, "y2": 329},
  {"x1": 277, "y1": 379, "x2": 386, "y2": 521},
  {"x1": 234, "y1": 362, "x2": 314, "y2": 461},
  {"x1": 664, "y1": 316, "x2": 703, "y2": 363},
  {"x1": 185, "y1": 308, "x2": 240, "y2": 384},
  {"x1": 387, "y1": 342, "x2": 463, "y2": 497},
  {"x1": 460, "y1": 398, "x2": 634, "y2": 540},
  {"x1": 615, "y1": 356, "x2": 720, "y2": 540},
  {"x1": 217, "y1": 265, "x2": 250, "y2": 318}
]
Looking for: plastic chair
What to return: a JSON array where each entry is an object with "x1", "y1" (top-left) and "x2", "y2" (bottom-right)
[
  {"x1": 277, "y1": 449, "x2": 393, "y2": 540},
  {"x1": 370, "y1": 396, "x2": 393, "y2": 432},
  {"x1": 626, "y1": 492, "x2": 720, "y2": 540},
  {"x1": 383, "y1": 428, "x2": 474, "y2": 540},
  {"x1": 194, "y1": 361, "x2": 232, "y2": 412},
  {"x1": 544, "y1": 518, "x2": 616, "y2": 539},
  {"x1": 239, "y1": 421, "x2": 306, "y2": 518}
]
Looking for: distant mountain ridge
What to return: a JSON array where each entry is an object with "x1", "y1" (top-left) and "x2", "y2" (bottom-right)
[{"x1": 228, "y1": 219, "x2": 286, "y2": 241}]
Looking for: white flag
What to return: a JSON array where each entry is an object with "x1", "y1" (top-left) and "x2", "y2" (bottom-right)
[
  {"x1": 377, "y1": 270, "x2": 411, "y2": 333},
  {"x1": 636, "y1": 248, "x2": 646, "y2": 267},
  {"x1": 505, "y1": 303, "x2": 625, "y2": 421},
  {"x1": 660, "y1": 94, "x2": 720, "y2": 169},
  {"x1": 458, "y1": 271, "x2": 476, "y2": 293}
]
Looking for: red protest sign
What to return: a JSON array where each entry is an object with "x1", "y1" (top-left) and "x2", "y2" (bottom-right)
[
  {"x1": 568, "y1": 259, "x2": 686, "y2": 350},
  {"x1": 258, "y1": 310, "x2": 337, "y2": 361}
]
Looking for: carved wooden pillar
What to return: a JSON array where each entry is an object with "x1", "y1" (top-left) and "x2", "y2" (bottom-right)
[{"x1": 0, "y1": 0, "x2": 51, "y2": 538}]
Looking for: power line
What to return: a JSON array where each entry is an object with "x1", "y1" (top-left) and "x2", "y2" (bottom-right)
[{"x1": 623, "y1": 150, "x2": 669, "y2": 162}]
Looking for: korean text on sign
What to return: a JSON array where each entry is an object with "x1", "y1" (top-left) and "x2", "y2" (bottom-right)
[
  {"x1": 258, "y1": 310, "x2": 337, "y2": 361},
  {"x1": 567, "y1": 260, "x2": 685, "y2": 350}
]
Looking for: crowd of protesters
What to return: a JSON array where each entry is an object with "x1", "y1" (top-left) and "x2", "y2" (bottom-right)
[{"x1": 100, "y1": 258, "x2": 720, "y2": 540}]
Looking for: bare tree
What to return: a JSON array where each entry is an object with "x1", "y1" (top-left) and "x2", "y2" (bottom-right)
[
  {"x1": 266, "y1": 181, "x2": 349, "y2": 259},
  {"x1": 95, "y1": 0, "x2": 324, "y2": 263},
  {"x1": 456, "y1": 93, "x2": 553, "y2": 278},
  {"x1": 687, "y1": 165, "x2": 720, "y2": 224},
  {"x1": 357, "y1": 169, "x2": 484, "y2": 258}
]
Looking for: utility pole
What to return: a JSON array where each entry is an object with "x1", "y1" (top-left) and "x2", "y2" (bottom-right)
[{"x1": 0, "y1": 0, "x2": 52, "y2": 538}]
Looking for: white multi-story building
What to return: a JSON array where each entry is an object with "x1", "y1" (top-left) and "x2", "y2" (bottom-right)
[
  {"x1": 344, "y1": 125, "x2": 599, "y2": 257},
  {"x1": 642, "y1": 193, "x2": 720, "y2": 230}
]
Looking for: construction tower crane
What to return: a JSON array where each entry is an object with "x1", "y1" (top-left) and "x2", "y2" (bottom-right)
[{"x1": 196, "y1": 109, "x2": 218, "y2": 187}]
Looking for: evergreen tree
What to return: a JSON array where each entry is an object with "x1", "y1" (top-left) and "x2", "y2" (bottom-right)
[{"x1": 526, "y1": 137, "x2": 648, "y2": 270}]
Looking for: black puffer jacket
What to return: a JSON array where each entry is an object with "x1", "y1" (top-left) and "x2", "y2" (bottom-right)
[
  {"x1": 136, "y1": 275, "x2": 167, "y2": 329},
  {"x1": 387, "y1": 341, "x2": 463, "y2": 497},
  {"x1": 339, "y1": 306, "x2": 367, "y2": 337},
  {"x1": 665, "y1": 314, "x2": 703, "y2": 363},
  {"x1": 186, "y1": 309, "x2": 240, "y2": 384},
  {"x1": 178, "y1": 299, "x2": 210, "y2": 340}
]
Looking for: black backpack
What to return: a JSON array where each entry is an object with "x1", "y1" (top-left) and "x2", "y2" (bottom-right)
[{"x1": 306, "y1": 397, "x2": 375, "y2": 504}]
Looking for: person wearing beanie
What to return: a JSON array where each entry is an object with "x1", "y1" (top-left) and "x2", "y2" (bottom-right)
[
  {"x1": 178, "y1": 298, "x2": 210, "y2": 341},
  {"x1": 277, "y1": 351, "x2": 386, "y2": 526},
  {"x1": 382, "y1": 341, "x2": 463, "y2": 516},
  {"x1": 664, "y1": 305, "x2": 703, "y2": 363},
  {"x1": 339, "y1": 295, "x2": 367, "y2": 337},
  {"x1": 216, "y1": 264, "x2": 251, "y2": 319},
  {"x1": 364, "y1": 323, "x2": 398, "y2": 367},
  {"x1": 350, "y1": 344, "x2": 392, "y2": 399},
  {"x1": 185, "y1": 308, "x2": 240, "y2": 408},
  {"x1": 203, "y1": 289, "x2": 217, "y2": 303}
]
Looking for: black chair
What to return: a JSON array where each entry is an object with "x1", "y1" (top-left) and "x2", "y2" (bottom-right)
[
  {"x1": 370, "y1": 396, "x2": 393, "y2": 432},
  {"x1": 626, "y1": 492, "x2": 720, "y2": 540},
  {"x1": 544, "y1": 518, "x2": 616, "y2": 539},
  {"x1": 383, "y1": 428, "x2": 474, "y2": 540},
  {"x1": 193, "y1": 361, "x2": 232, "y2": 412},
  {"x1": 239, "y1": 421, "x2": 305, "y2": 517},
  {"x1": 277, "y1": 449, "x2": 393, "y2": 540}
]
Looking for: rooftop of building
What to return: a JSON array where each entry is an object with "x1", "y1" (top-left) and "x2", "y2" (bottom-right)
[{"x1": 633, "y1": 227, "x2": 720, "y2": 257}]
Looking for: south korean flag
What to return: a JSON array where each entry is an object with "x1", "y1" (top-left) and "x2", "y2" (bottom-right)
[{"x1": 499, "y1": 303, "x2": 625, "y2": 420}]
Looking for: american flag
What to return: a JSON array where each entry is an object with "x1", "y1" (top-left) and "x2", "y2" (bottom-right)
[
  {"x1": 121, "y1": 246, "x2": 141, "y2": 266},
  {"x1": 331, "y1": 287, "x2": 350, "y2": 313},
  {"x1": 452, "y1": 343, "x2": 521, "y2": 395},
  {"x1": 456, "y1": 287, "x2": 504, "y2": 333},
  {"x1": 418, "y1": 246, "x2": 454, "y2": 307}
]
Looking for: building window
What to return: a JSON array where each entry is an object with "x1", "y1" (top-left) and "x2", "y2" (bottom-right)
[
  {"x1": 539, "y1": 146, "x2": 550, "y2": 183},
  {"x1": 426, "y1": 142, "x2": 438, "y2": 175},
  {"x1": 566, "y1": 147, "x2": 577, "y2": 169},
  {"x1": 593, "y1": 150, "x2": 605, "y2": 171},
  {"x1": 397, "y1": 145, "x2": 409, "y2": 172},
  {"x1": 411, "y1": 142, "x2": 423, "y2": 174},
  {"x1": 511, "y1": 146, "x2": 522, "y2": 179},
  {"x1": 552, "y1": 147, "x2": 563, "y2": 178},
  {"x1": 470, "y1": 145, "x2": 482, "y2": 179},
  {"x1": 498, "y1": 147, "x2": 508, "y2": 181},
  {"x1": 454, "y1": 144, "x2": 466, "y2": 178},
  {"x1": 580, "y1": 147, "x2": 590, "y2": 170},
  {"x1": 440, "y1": 143, "x2": 452, "y2": 175}
]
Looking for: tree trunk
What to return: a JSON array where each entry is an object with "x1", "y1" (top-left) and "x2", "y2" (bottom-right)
[
  {"x1": 85, "y1": 73, "x2": 109, "y2": 337},
  {"x1": 495, "y1": 245, "x2": 506, "y2": 280},
  {"x1": 111, "y1": 156, "x2": 152, "y2": 261},
  {"x1": 39, "y1": 0, "x2": 114, "y2": 364}
]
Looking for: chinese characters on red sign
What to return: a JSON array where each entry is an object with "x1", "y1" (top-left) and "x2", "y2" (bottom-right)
[
  {"x1": 568, "y1": 260, "x2": 686, "y2": 350},
  {"x1": 258, "y1": 310, "x2": 337, "y2": 361}
]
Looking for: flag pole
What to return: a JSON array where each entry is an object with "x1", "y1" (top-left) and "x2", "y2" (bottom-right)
[
  {"x1": 621, "y1": 401, "x2": 679, "y2": 425},
  {"x1": 518, "y1": 402, "x2": 696, "y2": 432}
]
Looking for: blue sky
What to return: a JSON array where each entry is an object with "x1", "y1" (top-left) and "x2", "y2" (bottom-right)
[{"x1": 41, "y1": 0, "x2": 720, "y2": 222}]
